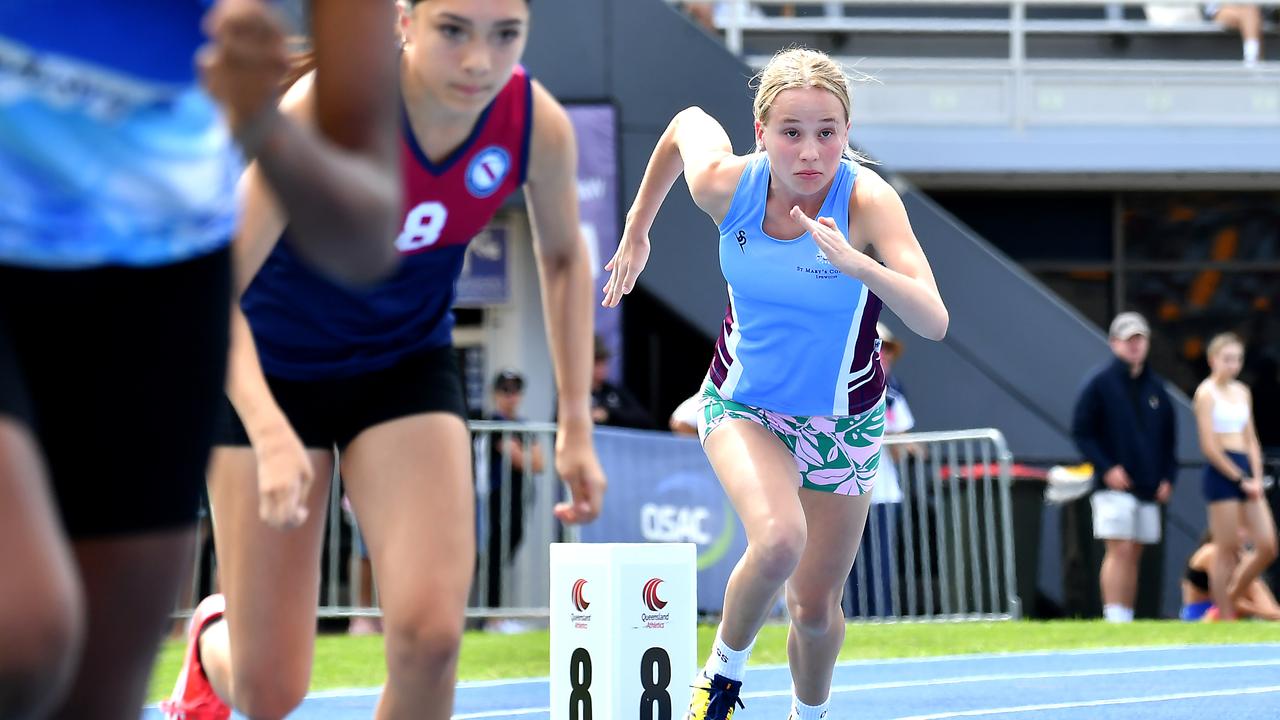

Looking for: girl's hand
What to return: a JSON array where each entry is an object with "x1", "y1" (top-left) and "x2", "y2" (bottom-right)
[
  {"x1": 602, "y1": 223, "x2": 652, "y2": 308},
  {"x1": 1242, "y1": 476, "x2": 1264, "y2": 501},
  {"x1": 254, "y1": 423, "x2": 315, "y2": 529},
  {"x1": 200, "y1": 0, "x2": 289, "y2": 150},
  {"x1": 790, "y1": 205, "x2": 873, "y2": 280},
  {"x1": 553, "y1": 432, "x2": 607, "y2": 524}
]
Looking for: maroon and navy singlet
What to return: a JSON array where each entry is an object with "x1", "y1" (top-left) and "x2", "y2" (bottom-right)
[{"x1": 241, "y1": 66, "x2": 533, "y2": 381}]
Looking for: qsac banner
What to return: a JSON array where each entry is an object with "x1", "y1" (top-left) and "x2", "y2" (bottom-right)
[{"x1": 582, "y1": 428, "x2": 747, "y2": 613}]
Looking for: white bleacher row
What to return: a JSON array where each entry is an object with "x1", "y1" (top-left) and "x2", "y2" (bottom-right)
[
  {"x1": 672, "y1": 0, "x2": 1277, "y2": 66},
  {"x1": 670, "y1": 0, "x2": 1280, "y2": 132}
]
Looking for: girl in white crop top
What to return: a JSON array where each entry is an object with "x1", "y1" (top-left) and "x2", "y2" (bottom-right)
[
  {"x1": 1207, "y1": 382, "x2": 1251, "y2": 434},
  {"x1": 1192, "y1": 331, "x2": 1276, "y2": 621}
]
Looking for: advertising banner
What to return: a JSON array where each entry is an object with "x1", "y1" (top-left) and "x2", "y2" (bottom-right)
[
  {"x1": 566, "y1": 104, "x2": 622, "y2": 379},
  {"x1": 582, "y1": 428, "x2": 747, "y2": 613}
]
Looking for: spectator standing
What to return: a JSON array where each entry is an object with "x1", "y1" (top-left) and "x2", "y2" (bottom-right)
[
  {"x1": 1192, "y1": 332, "x2": 1277, "y2": 619},
  {"x1": 478, "y1": 370, "x2": 544, "y2": 632},
  {"x1": 1072, "y1": 312, "x2": 1177, "y2": 623}
]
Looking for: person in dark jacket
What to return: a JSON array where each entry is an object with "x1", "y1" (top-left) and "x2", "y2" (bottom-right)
[
  {"x1": 1072, "y1": 311, "x2": 1177, "y2": 623},
  {"x1": 590, "y1": 336, "x2": 656, "y2": 429}
]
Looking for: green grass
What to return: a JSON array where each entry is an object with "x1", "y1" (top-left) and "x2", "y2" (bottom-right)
[{"x1": 148, "y1": 619, "x2": 1280, "y2": 703}]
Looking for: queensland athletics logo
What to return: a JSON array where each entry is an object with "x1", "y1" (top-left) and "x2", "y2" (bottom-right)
[
  {"x1": 466, "y1": 146, "x2": 511, "y2": 198},
  {"x1": 641, "y1": 577, "x2": 671, "y2": 629},
  {"x1": 642, "y1": 578, "x2": 668, "y2": 612},
  {"x1": 572, "y1": 578, "x2": 590, "y2": 611},
  {"x1": 570, "y1": 578, "x2": 592, "y2": 629}
]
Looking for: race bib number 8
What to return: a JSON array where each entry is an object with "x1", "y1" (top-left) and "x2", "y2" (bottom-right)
[{"x1": 395, "y1": 201, "x2": 448, "y2": 252}]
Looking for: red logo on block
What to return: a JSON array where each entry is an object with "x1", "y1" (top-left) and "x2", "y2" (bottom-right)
[
  {"x1": 643, "y1": 578, "x2": 668, "y2": 612},
  {"x1": 572, "y1": 578, "x2": 590, "y2": 612}
]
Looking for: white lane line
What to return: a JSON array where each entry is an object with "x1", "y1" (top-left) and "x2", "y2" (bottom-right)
[
  {"x1": 304, "y1": 686, "x2": 382, "y2": 698},
  {"x1": 457, "y1": 677, "x2": 549, "y2": 688},
  {"x1": 452, "y1": 708, "x2": 549, "y2": 719},
  {"x1": 892, "y1": 684, "x2": 1280, "y2": 719},
  {"x1": 752, "y1": 642, "x2": 1280, "y2": 671},
  {"x1": 447, "y1": 663, "x2": 1280, "y2": 720},
  {"x1": 737, "y1": 658, "x2": 1280, "y2": 700}
]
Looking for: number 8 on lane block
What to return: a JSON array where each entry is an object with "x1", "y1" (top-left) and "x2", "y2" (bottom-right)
[{"x1": 551, "y1": 543, "x2": 697, "y2": 720}]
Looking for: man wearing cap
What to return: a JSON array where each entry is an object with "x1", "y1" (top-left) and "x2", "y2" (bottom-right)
[
  {"x1": 478, "y1": 370, "x2": 544, "y2": 631},
  {"x1": 1072, "y1": 312, "x2": 1178, "y2": 623}
]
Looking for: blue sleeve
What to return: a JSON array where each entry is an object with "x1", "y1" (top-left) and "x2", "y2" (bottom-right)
[{"x1": 1072, "y1": 375, "x2": 1115, "y2": 473}]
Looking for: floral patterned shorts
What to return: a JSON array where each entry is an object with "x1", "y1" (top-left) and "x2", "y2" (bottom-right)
[{"x1": 696, "y1": 381, "x2": 886, "y2": 496}]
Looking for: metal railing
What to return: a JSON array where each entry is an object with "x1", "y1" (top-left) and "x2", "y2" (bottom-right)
[
  {"x1": 173, "y1": 421, "x2": 569, "y2": 622},
  {"x1": 175, "y1": 424, "x2": 1019, "y2": 623},
  {"x1": 847, "y1": 428, "x2": 1020, "y2": 622},
  {"x1": 466, "y1": 421, "x2": 569, "y2": 621}
]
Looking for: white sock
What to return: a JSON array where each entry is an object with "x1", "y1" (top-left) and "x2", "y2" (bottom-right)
[
  {"x1": 791, "y1": 694, "x2": 830, "y2": 719},
  {"x1": 704, "y1": 628, "x2": 753, "y2": 681},
  {"x1": 1244, "y1": 39, "x2": 1260, "y2": 65},
  {"x1": 1103, "y1": 604, "x2": 1134, "y2": 623}
]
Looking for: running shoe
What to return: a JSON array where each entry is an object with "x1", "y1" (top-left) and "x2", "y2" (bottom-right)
[
  {"x1": 685, "y1": 671, "x2": 745, "y2": 720},
  {"x1": 160, "y1": 594, "x2": 231, "y2": 720}
]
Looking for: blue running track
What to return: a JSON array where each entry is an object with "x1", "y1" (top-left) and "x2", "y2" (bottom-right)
[{"x1": 143, "y1": 643, "x2": 1280, "y2": 719}]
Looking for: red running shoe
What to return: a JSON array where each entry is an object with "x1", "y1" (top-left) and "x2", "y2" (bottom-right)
[{"x1": 160, "y1": 594, "x2": 231, "y2": 720}]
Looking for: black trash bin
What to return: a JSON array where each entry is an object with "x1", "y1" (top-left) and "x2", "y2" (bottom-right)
[
  {"x1": 1008, "y1": 468, "x2": 1048, "y2": 618},
  {"x1": 1061, "y1": 488, "x2": 1165, "y2": 620}
]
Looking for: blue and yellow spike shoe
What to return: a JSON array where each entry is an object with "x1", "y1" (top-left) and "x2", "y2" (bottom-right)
[{"x1": 685, "y1": 671, "x2": 745, "y2": 720}]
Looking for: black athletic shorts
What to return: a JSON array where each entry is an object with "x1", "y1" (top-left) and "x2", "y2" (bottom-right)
[
  {"x1": 216, "y1": 343, "x2": 468, "y2": 451},
  {"x1": 0, "y1": 248, "x2": 231, "y2": 537}
]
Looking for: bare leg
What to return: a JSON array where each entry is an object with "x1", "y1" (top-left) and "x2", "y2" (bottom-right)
[
  {"x1": 1100, "y1": 539, "x2": 1143, "y2": 617},
  {"x1": 51, "y1": 529, "x2": 194, "y2": 720},
  {"x1": 703, "y1": 421, "x2": 807, "y2": 652},
  {"x1": 1208, "y1": 500, "x2": 1243, "y2": 619},
  {"x1": 1213, "y1": 5, "x2": 1264, "y2": 63},
  {"x1": 197, "y1": 446, "x2": 334, "y2": 719},
  {"x1": 684, "y1": 3, "x2": 716, "y2": 32},
  {"x1": 1229, "y1": 498, "x2": 1278, "y2": 601},
  {"x1": 341, "y1": 413, "x2": 473, "y2": 720},
  {"x1": 0, "y1": 419, "x2": 83, "y2": 719},
  {"x1": 786, "y1": 489, "x2": 872, "y2": 705}
]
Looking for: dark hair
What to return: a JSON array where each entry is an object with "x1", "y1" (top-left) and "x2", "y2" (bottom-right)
[
  {"x1": 493, "y1": 369, "x2": 525, "y2": 392},
  {"x1": 296, "y1": 0, "x2": 532, "y2": 87},
  {"x1": 593, "y1": 335, "x2": 610, "y2": 361}
]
